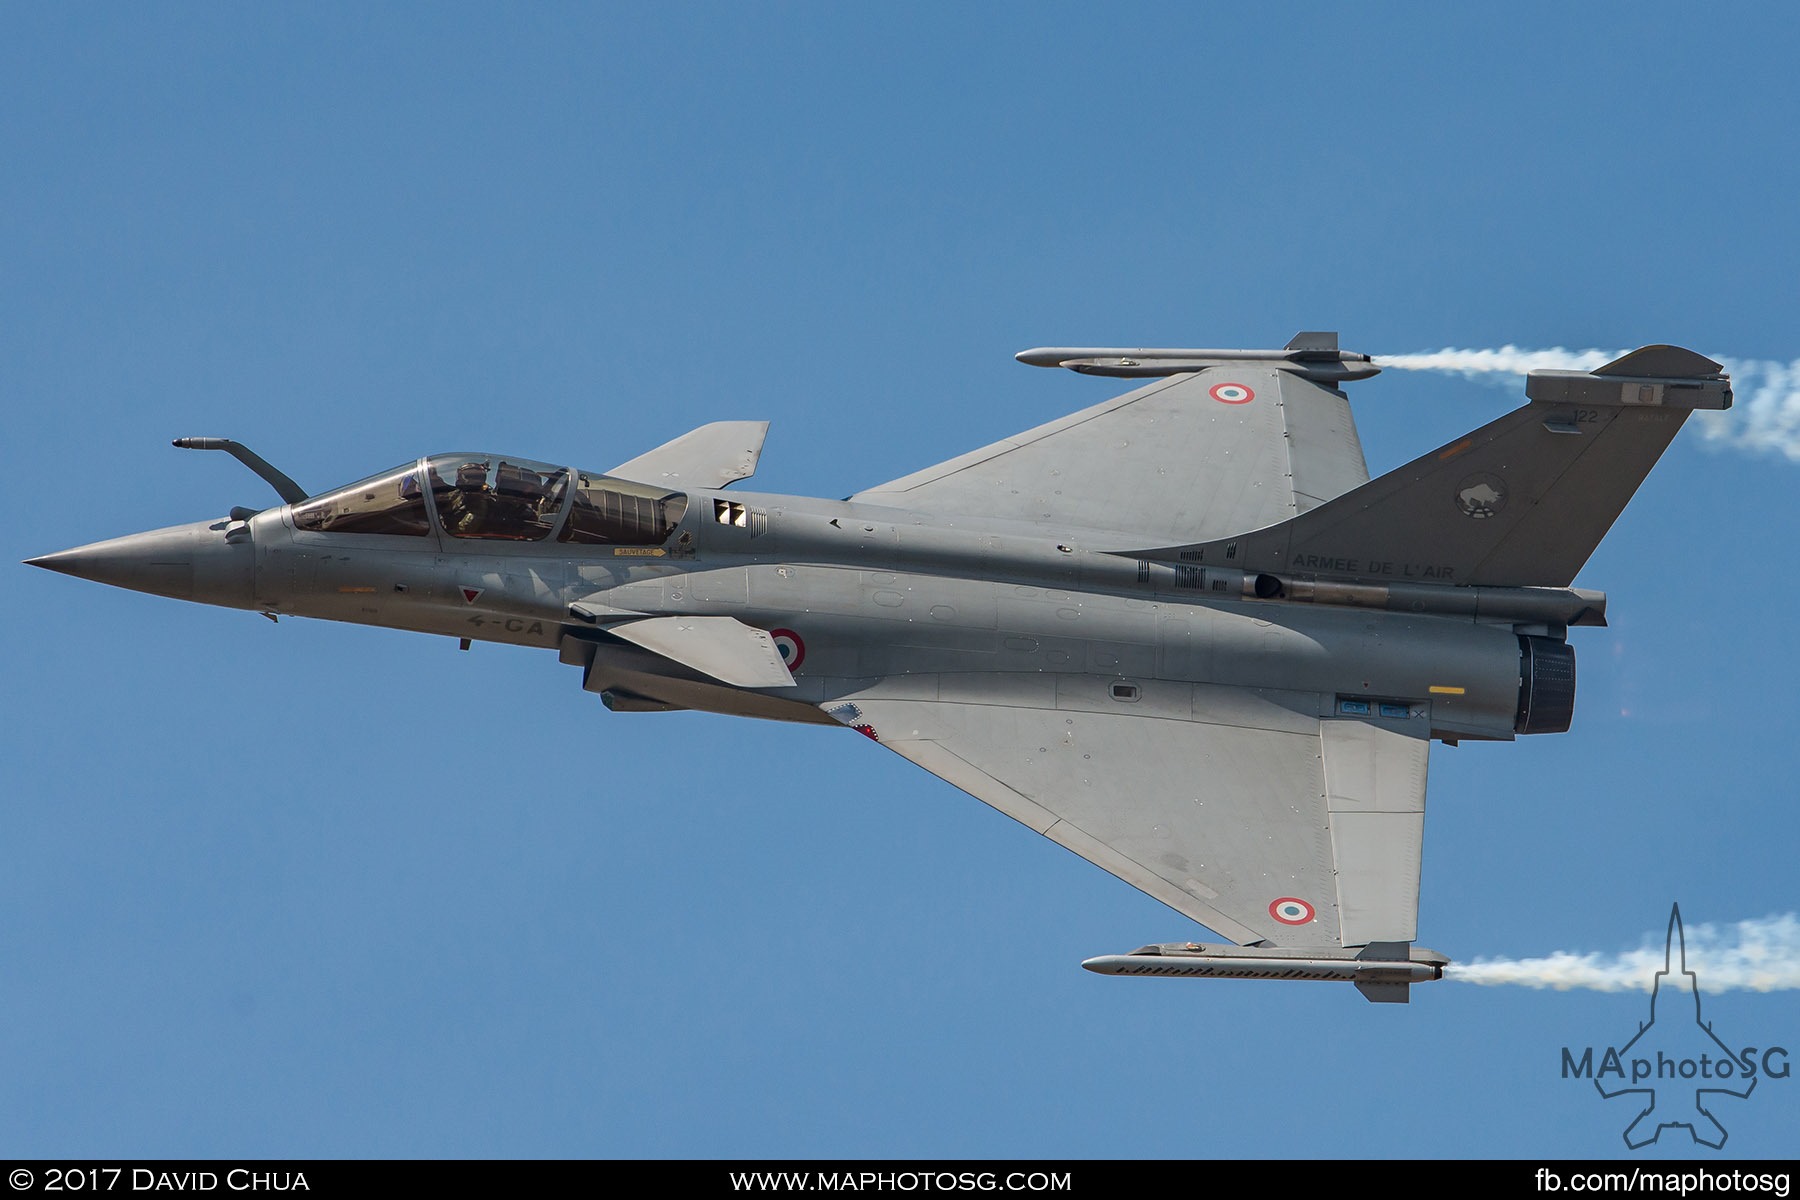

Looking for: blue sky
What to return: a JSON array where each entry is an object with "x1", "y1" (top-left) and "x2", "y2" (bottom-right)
[{"x1": 5, "y1": 3, "x2": 1797, "y2": 1159}]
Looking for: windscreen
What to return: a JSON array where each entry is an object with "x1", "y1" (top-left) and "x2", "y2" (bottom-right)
[{"x1": 290, "y1": 464, "x2": 430, "y2": 536}]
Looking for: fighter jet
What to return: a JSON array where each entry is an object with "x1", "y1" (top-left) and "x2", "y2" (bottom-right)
[{"x1": 24, "y1": 333, "x2": 1732, "y2": 1002}]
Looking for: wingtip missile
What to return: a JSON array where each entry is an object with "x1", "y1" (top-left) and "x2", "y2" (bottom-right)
[
  {"x1": 1015, "y1": 337, "x2": 1379, "y2": 383},
  {"x1": 1082, "y1": 942, "x2": 1449, "y2": 1003}
]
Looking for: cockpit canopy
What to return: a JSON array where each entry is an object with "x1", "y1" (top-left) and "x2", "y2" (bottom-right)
[{"x1": 290, "y1": 454, "x2": 689, "y2": 545}]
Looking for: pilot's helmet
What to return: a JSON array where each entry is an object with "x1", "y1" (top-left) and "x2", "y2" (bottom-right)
[{"x1": 456, "y1": 462, "x2": 487, "y2": 490}]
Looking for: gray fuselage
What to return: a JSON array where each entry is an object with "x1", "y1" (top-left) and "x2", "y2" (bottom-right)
[{"x1": 191, "y1": 479, "x2": 1530, "y2": 743}]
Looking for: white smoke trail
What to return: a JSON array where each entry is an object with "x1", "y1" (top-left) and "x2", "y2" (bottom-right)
[
  {"x1": 1381, "y1": 345, "x2": 1627, "y2": 377},
  {"x1": 1380, "y1": 345, "x2": 1800, "y2": 463},
  {"x1": 1445, "y1": 913, "x2": 1800, "y2": 993}
]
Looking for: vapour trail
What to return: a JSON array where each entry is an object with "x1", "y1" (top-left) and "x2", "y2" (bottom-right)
[
  {"x1": 1444, "y1": 913, "x2": 1800, "y2": 993},
  {"x1": 1380, "y1": 345, "x2": 1800, "y2": 462}
]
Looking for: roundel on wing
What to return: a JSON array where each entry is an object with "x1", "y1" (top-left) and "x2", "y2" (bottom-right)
[
  {"x1": 770, "y1": 628, "x2": 805, "y2": 670},
  {"x1": 1209, "y1": 382, "x2": 1255, "y2": 404},
  {"x1": 1269, "y1": 897, "x2": 1315, "y2": 925}
]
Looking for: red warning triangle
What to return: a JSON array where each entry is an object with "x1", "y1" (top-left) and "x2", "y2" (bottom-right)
[{"x1": 461, "y1": 587, "x2": 483, "y2": 604}]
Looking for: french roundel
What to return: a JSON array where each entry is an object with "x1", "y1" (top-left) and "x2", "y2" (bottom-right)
[
  {"x1": 1269, "y1": 897, "x2": 1315, "y2": 925},
  {"x1": 770, "y1": 628, "x2": 806, "y2": 670},
  {"x1": 1209, "y1": 381, "x2": 1255, "y2": 404}
]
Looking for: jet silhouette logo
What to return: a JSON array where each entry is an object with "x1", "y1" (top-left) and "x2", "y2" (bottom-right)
[{"x1": 1560, "y1": 906, "x2": 1790, "y2": 1149}]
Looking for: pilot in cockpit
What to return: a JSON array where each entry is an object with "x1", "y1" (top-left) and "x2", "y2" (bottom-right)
[{"x1": 439, "y1": 460, "x2": 494, "y2": 537}]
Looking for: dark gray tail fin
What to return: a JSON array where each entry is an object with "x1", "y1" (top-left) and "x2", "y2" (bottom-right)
[{"x1": 1136, "y1": 345, "x2": 1731, "y2": 588}]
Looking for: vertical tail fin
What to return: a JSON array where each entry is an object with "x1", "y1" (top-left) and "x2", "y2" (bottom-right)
[{"x1": 1134, "y1": 345, "x2": 1730, "y2": 588}]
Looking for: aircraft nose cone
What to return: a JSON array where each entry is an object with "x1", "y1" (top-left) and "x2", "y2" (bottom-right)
[
  {"x1": 27, "y1": 534, "x2": 197, "y2": 598},
  {"x1": 25, "y1": 519, "x2": 255, "y2": 608}
]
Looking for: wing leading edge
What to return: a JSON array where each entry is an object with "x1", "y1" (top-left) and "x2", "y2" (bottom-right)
[{"x1": 851, "y1": 345, "x2": 1372, "y2": 544}]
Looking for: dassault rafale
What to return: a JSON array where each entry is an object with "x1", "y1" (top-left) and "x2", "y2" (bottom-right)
[{"x1": 26, "y1": 333, "x2": 1732, "y2": 1001}]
